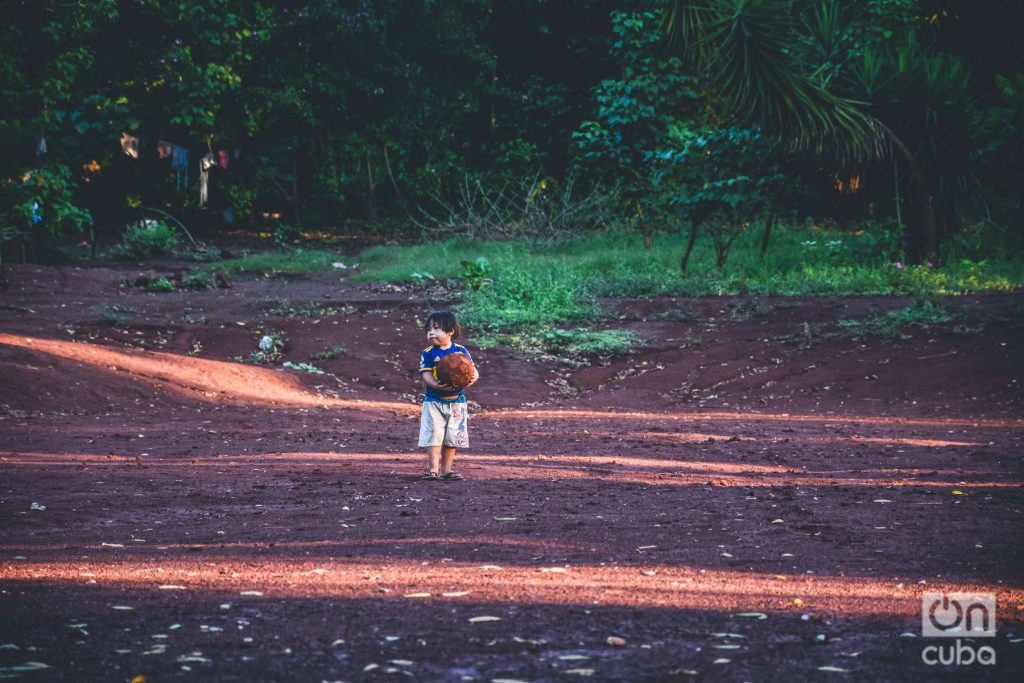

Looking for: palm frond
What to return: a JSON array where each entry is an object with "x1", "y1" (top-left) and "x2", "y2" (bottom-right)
[{"x1": 663, "y1": 0, "x2": 888, "y2": 163}]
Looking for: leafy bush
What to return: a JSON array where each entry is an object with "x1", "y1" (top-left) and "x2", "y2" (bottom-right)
[
  {"x1": 460, "y1": 257, "x2": 492, "y2": 290},
  {"x1": 109, "y1": 221, "x2": 182, "y2": 260},
  {"x1": 146, "y1": 277, "x2": 176, "y2": 292}
]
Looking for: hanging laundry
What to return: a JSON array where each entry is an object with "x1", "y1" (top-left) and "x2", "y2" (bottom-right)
[
  {"x1": 170, "y1": 145, "x2": 190, "y2": 190},
  {"x1": 120, "y1": 132, "x2": 139, "y2": 159},
  {"x1": 217, "y1": 149, "x2": 230, "y2": 170},
  {"x1": 157, "y1": 140, "x2": 173, "y2": 159},
  {"x1": 199, "y1": 153, "x2": 216, "y2": 207},
  {"x1": 36, "y1": 138, "x2": 47, "y2": 157}
]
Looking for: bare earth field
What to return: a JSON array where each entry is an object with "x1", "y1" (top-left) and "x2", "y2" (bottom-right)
[{"x1": 1, "y1": 260, "x2": 1023, "y2": 682}]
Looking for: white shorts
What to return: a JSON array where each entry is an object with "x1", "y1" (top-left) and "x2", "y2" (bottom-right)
[{"x1": 418, "y1": 397, "x2": 469, "y2": 448}]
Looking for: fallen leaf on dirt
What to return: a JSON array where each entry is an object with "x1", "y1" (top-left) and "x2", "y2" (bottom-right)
[
  {"x1": 239, "y1": 591, "x2": 264, "y2": 596},
  {"x1": 818, "y1": 666, "x2": 850, "y2": 672},
  {"x1": 952, "y1": 490, "x2": 964, "y2": 495},
  {"x1": 158, "y1": 585, "x2": 186, "y2": 590},
  {"x1": 734, "y1": 612, "x2": 767, "y2": 619},
  {"x1": 606, "y1": 636, "x2": 626, "y2": 646},
  {"x1": 468, "y1": 616, "x2": 502, "y2": 623},
  {"x1": 403, "y1": 592, "x2": 431, "y2": 598}
]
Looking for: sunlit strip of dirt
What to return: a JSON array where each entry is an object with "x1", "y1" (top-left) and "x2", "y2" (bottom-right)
[
  {"x1": 0, "y1": 333, "x2": 415, "y2": 414},
  {"x1": 482, "y1": 408, "x2": 1024, "y2": 430},
  {"x1": 2, "y1": 451, "x2": 1018, "y2": 489},
  {"x1": 2, "y1": 559, "x2": 1021, "y2": 620},
  {"x1": 620, "y1": 431, "x2": 984, "y2": 448}
]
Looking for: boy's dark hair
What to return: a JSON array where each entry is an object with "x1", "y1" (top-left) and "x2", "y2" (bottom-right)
[{"x1": 424, "y1": 310, "x2": 461, "y2": 339}]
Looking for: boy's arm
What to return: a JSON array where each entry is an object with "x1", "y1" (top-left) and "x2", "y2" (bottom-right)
[
  {"x1": 464, "y1": 364, "x2": 480, "y2": 388},
  {"x1": 420, "y1": 369, "x2": 457, "y2": 393}
]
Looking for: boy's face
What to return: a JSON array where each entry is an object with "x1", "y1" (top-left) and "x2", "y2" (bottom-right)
[{"x1": 426, "y1": 321, "x2": 453, "y2": 348}]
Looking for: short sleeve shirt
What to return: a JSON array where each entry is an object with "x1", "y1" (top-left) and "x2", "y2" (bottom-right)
[{"x1": 419, "y1": 343, "x2": 472, "y2": 400}]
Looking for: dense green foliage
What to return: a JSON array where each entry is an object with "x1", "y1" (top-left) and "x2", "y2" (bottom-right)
[{"x1": 0, "y1": 0, "x2": 1021, "y2": 266}]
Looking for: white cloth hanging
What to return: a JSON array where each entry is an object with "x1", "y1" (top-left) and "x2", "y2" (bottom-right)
[{"x1": 199, "y1": 153, "x2": 216, "y2": 206}]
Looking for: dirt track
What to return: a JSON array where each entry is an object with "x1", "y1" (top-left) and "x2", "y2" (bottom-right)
[{"x1": 1, "y1": 262, "x2": 1023, "y2": 681}]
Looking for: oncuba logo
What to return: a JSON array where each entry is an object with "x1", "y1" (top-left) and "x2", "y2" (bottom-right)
[{"x1": 921, "y1": 592, "x2": 996, "y2": 666}]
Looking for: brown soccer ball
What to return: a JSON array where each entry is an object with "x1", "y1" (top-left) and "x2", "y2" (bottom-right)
[{"x1": 437, "y1": 353, "x2": 476, "y2": 389}]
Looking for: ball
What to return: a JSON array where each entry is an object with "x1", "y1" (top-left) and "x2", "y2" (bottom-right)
[{"x1": 437, "y1": 353, "x2": 476, "y2": 389}]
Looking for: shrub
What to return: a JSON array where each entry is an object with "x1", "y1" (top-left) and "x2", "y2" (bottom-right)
[{"x1": 109, "y1": 221, "x2": 182, "y2": 260}]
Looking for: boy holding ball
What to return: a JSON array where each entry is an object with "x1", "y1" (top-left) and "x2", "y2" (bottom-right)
[{"x1": 417, "y1": 311, "x2": 478, "y2": 480}]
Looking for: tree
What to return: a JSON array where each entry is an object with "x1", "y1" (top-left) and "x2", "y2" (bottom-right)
[{"x1": 661, "y1": 0, "x2": 989, "y2": 262}]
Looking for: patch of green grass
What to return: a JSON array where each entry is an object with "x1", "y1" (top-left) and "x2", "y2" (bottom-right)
[
  {"x1": 309, "y1": 345, "x2": 347, "y2": 362},
  {"x1": 267, "y1": 300, "x2": 356, "y2": 318},
  {"x1": 197, "y1": 249, "x2": 341, "y2": 277},
  {"x1": 474, "y1": 325, "x2": 638, "y2": 361},
  {"x1": 838, "y1": 299, "x2": 956, "y2": 339},
  {"x1": 355, "y1": 223, "x2": 1022, "y2": 358}
]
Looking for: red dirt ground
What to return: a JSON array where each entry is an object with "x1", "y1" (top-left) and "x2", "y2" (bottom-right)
[{"x1": 1, "y1": 260, "x2": 1023, "y2": 682}]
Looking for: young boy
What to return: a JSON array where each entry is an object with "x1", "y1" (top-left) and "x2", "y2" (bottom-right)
[{"x1": 417, "y1": 310, "x2": 478, "y2": 481}]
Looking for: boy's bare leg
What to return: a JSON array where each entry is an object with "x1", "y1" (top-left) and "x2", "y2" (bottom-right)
[
  {"x1": 425, "y1": 446, "x2": 442, "y2": 475},
  {"x1": 440, "y1": 447, "x2": 457, "y2": 475}
]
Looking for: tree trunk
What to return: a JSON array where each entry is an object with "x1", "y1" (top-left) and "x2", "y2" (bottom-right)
[
  {"x1": 889, "y1": 132, "x2": 937, "y2": 263},
  {"x1": 759, "y1": 214, "x2": 775, "y2": 258},
  {"x1": 680, "y1": 220, "x2": 700, "y2": 273},
  {"x1": 365, "y1": 150, "x2": 378, "y2": 225}
]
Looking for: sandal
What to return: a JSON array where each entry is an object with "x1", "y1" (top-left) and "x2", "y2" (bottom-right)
[
  {"x1": 440, "y1": 471, "x2": 464, "y2": 481},
  {"x1": 420, "y1": 471, "x2": 440, "y2": 480}
]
